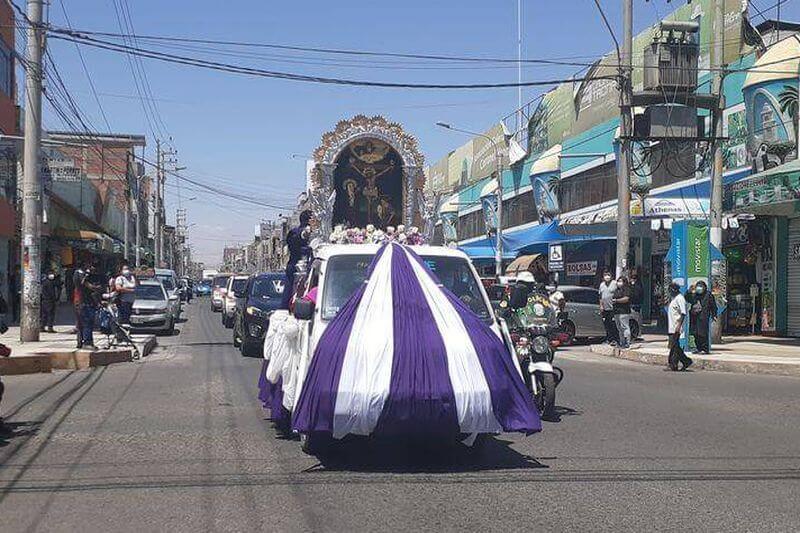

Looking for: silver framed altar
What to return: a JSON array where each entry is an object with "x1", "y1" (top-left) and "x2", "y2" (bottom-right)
[{"x1": 307, "y1": 115, "x2": 427, "y2": 235}]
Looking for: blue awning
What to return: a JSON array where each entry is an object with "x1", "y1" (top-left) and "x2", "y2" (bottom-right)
[
  {"x1": 508, "y1": 220, "x2": 613, "y2": 255},
  {"x1": 460, "y1": 220, "x2": 611, "y2": 259},
  {"x1": 459, "y1": 236, "x2": 517, "y2": 261}
]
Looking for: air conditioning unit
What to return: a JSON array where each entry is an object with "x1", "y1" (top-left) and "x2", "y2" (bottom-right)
[{"x1": 643, "y1": 40, "x2": 699, "y2": 93}]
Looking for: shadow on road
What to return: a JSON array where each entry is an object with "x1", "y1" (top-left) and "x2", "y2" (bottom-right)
[
  {"x1": 542, "y1": 404, "x2": 582, "y2": 423},
  {"x1": 309, "y1": 436, "x2": 548, "y2": 474}
]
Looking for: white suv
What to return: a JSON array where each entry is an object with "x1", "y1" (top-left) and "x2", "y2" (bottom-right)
[{"x1": 222, "y1": 275, "x2": 249, "y2": 328}]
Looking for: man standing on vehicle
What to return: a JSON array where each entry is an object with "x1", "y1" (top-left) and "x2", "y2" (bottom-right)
[
  {"x1": 598, "y1": 270, "x2": 619, "y2": 345},
  {"x1": 115, "y1": 263, "x2": 137, "y2": 325},
  {"x1": 612, "y1": 275, "x2": 632, "y2": 349},
  {"x1": 282, "y1": 210, "x2": 314, "y2": 309},
  {"x1": 667, "y1": 282, "x2": 692, "y2": 371}
]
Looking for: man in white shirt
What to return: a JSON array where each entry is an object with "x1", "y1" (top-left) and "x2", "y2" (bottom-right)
[
  {"x1": 114, "y1": 264, "x2": 137, "y2": 325},
  {"x1": 597, "y1": 270, "x2": 619, "y2": 345},
  {"x1": 667, "y1": 281, "x2": 692, "y2": 371}
]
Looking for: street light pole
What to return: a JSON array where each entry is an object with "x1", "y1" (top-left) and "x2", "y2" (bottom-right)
[
  {"x1": 20, "y1": 0, "x2": 44, "y2": 342},
  {"x1": 436, "y1": 122, "x2": 504, "y2": 277}
]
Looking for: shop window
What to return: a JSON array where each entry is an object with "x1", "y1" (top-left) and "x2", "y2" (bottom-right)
[
  {"x1": 558, "y1": 162, "x2": 617, "y2": 213},
  {"x1": 0, "y1": 40, "x2": 11, "y2": 98}
]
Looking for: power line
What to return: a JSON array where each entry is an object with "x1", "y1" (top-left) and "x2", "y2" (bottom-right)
[
  {"x1": 109, "y1": 0, "x2": 159, "y2": 142},
  {"x1": 56, "y1": 0, "x2": 111, "y2": 132},
  {"x1": 48, "y1": 30, "x2": 617, "y2": 89}
]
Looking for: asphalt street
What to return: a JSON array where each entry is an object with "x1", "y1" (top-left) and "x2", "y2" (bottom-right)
[{"x1": 1, "y1": 300, "x2": 799, "y2": 532}]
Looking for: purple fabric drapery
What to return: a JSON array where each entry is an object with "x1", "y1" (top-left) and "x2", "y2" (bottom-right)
[{"x1": 291, "y1": 242, "x2": 540, "y2": 438}]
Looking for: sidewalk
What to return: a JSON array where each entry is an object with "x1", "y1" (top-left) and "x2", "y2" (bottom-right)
[
  {"x1": 0, "y1": 302, "x2": 157, "y2": 375},
  {"x1": 589, "y1": 334, "x2": 800, "y2": 377}
]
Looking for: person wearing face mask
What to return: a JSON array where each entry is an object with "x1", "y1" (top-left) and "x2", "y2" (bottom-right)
[
  {"x1": 598, "y1": 270, "x2": 619, "y2": 345},
  {"x1": 687, "y1": 280, "x2": 717, "y2": 354},
  {"x1": 40, "y1": 270, "x2": 59, "y2": 333},
  {"x1": 612, "y1": 275, "x2": 632, "y2": 349},
  {"x1": 667, "y1": 281, "x2": 692, "y2": 371},
  {"x1": 114, "y1": 263, "x2": 137, "y2": 325}
]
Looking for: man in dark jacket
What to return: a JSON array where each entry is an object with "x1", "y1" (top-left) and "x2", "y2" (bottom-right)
[
  {"x1": 281, "y1": 210, "x2": 314, "y2": 309},
  {"x1": 687, "y1": 280, "x2": 717, "y2": 354},
  {"x1": 41, "y1": 270, "x2": 59, "y2": 333}
]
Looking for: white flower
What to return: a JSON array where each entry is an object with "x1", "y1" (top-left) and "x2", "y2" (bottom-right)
[
  {"x1": 366, "y1": 224, "x2": 375, "y2": 233},
  {"x1": 397, "y1": 233, "x2": 407, "y2": 243},
  {"x1": 408, "y1": 226, "x2": 419, "y2": 234},
  {"x1": 397, "y1": 224, "x2": 406, "y2": 234},
  {"x1": 386, "y1": 226, "x2": 395, "y2": 235}
]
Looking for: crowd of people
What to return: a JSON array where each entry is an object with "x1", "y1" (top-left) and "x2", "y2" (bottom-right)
[
  {"x1": 597, "y1": 270, "x2": 717, "y2": 372},
  {"x1": 598, "y1": 270, "x2": 643, "y2": 350}
]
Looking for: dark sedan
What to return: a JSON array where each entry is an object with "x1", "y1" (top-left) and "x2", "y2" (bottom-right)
[{"x1": 233, "y1": 273, "x2": 287, "y2": 356}]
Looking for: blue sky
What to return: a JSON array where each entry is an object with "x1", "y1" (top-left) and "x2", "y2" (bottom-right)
[{"x1": 41, "y1": 0, "x2": 800, "y2": 265}]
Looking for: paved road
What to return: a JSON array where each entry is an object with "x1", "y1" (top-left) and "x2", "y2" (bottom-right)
[{"x1": 1, "y1": 302, "x2": 799, "y2": 532}]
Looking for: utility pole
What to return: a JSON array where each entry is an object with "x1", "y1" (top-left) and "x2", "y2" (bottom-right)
[
  {"x1": 154, "y1": 139, "x2": 163, "y2": 268},
  {"x1": 20, "y1": 0, "x2": 44, "y2": 342},
  {"x1": 176, "y1": 208, "x2": 186, "y2": 276},
  {"x1": 709, "y1": 0, "x2": 726, "y2": 342},
  {"x1": 123, "y1": 152, "x2": 131, "y2": 262},
  {"x1": 134, "y1": 178, "x2": 141, "y2": 268},
  {"x1": 616, "y1": 0, "x2": 633, "y2": 277}
]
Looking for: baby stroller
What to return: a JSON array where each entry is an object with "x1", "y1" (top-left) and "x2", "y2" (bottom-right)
[{"x1": 98, "y1": 293, "x2": 140, "y2": 360}]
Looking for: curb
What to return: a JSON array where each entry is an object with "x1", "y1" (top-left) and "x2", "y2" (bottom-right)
[
  {"x1": 0, "y1": 334, "x2": 158, "y2": 376},
  {"x1": 588, "y1": 344, "x2": 800, "y2": 377}
]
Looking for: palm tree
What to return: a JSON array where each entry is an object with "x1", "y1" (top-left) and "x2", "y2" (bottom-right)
[{"x1": 778, "y1": 84, "x2": 798, "y2": 119}]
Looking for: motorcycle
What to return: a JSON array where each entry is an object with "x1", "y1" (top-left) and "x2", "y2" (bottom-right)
[{"x1": 503, "y1": 292, "x2": 565, "y2": 418}]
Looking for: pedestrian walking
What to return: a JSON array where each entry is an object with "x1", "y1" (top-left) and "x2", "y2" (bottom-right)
[
  {"x1": 598, "y1": 270, "x2": 619, "y2": 345},
  {"x1": 114, "y1": 264, "x2": 137, "y2": 325},
  {"x1": 612, "y1": 275, "x2": 632, "y2": 349},
  {"x1": 40, "y1": 270, "x2": 59, "y2": 333},
  {"x1": 667, "y1": 282, "x2": 692, "y2": 371},
  {"x1": 687, "y1": 280, "x2": 717, "y2": 354}
]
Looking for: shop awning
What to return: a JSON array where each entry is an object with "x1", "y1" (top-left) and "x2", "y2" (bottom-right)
[
  {"x1": 505, "y1": 253, "x2": 545, "y2": 275},
  {"x1": 561, "y1": 169, "x2": 752, "y2": 226},
  {"x1": 52, "y1": 228, "x2": 115, "y2": 252},
  {"x1": 459, "y1": 220, "x2": 609, "y2": 260},
  {"x1": 505, "y1": 220, "x2": 611, "y2": 255},
  {"x1": 724, "y1": 159, "x2": 800, "y2": 215},
  {"x1": 459, "y1": 236, "x2": 517, "y2": 261}
]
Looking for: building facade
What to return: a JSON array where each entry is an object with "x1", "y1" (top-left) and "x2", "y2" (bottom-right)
[{"x1": 427, "y1": 2, "x2": 800, "y2": 335}]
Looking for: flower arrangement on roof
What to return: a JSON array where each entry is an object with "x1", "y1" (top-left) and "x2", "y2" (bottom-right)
[{"x1": 328, "y1": 224, "x2": 425, "y2": 245}]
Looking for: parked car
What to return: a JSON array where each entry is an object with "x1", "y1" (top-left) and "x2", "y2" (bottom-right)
[
  {"x1": 233, "y1": 272, "x2": 286, "y2": 356},
  {"x1": 557, "y1": 285, "x2": 641, "y2": 342},
  {"x1": 222, "y1": 275, "x2": 249, "y2": 328},
  {"x1": 195, "y1": 279, "x2": 212, "y2": 296},
  {"x1": 130, "y1": 279, "x2": 175, "y2": 335},
  {"x1": 155, "y1": 268, "x2": 182, "y2": 319},
  {"x1": 211, "y1": 274, "x2": 232, "y2": 312}
]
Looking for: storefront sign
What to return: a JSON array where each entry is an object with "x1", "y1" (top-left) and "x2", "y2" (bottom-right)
[
  {"x1": 548, "y1": 244, "x2": 564, "y2": 271},
  {"x1": 725, "y1": 170, "x2": 800, "y2": 210},
  {"x1": 666, "y1": 220, "x2": 726, "y2": 349},
  {"x1": 566, "y1": 260, "x2": 597, "y2": 277}
]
